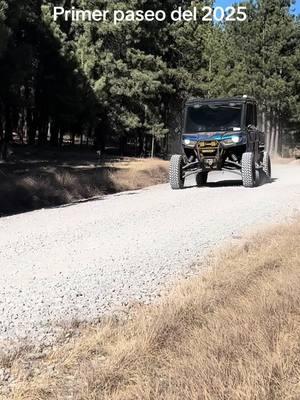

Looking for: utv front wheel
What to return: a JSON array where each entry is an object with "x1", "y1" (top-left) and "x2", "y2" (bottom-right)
[
  {"x1": 170, "y1": 155, "x2": 185, "y2": 190},
  {"x1": 241, "y1": 152, "x2": 256, "y2": 188},
  {"x1": 263, "y1": 152, "x2": 271, "y2": 181},
  {"x1": 196, "y1": 172, "x2": 208, "y2": 187}
]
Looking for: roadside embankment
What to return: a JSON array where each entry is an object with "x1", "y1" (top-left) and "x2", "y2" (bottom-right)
[{"x1": 0, "y1": 156, "x2": 169, "y2": 216}]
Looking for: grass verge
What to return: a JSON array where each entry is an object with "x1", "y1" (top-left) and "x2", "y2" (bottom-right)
[
  {"x1": 0, "y1": 157, "x2": 169, "y2": 216},
  {"x1": 2, "y1": 219, "x2": 300, "y2": 399}
]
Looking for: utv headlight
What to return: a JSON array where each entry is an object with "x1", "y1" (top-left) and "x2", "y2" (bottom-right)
[
  {"x1": 184, "y1": 139, "x2": 191, "y2": 145},
  {"x1": 231, "y1": 135, "x2": 241, "y2": 143},
  {"x1": 222, "y1": 135, "x2": 241, "y2": 145}
]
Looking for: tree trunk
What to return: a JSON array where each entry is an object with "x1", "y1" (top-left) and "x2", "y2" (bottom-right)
[
  {"x1": 259, "y1": 107, "x2": 264, "y2": 132},
  {"x1": 94, "y1": 122, "x2": 107, "y2": 152},
  {"x1": 27, "y1": 109, "x2": 37, "y2": 145},
  {"x1": 1, "y1": 105, "x2": 12, "y2": 161},
  {"x1": 50, "y1": 120, "x2": 59, "y2": 146},
  {"x1": 37, "y1": 112, "x2": 48, "y2": 145},
  {"x1": 119, "y1": 136, "x2": 127, "y2": 156},
  {"x1": 274, "y1": 116, "x2": 279, "y2": 157},
  {"x1": 59, "y1": 129, "x2": 64, "y2": 146},
  {"x1": 265, "y1": 108, "x2": 271, "y2": 153},
  {"x1": 269, "y1": 109, "x2": 275, "y2": 155},
  {"x1": 19, "y1": 108, "x2": 26, "y2": 144},
  {"x1": 151, "y1": 135, "x2": 155, "y2": 158},
  {"x1": 5, "y1": 105, "x2": 12, "y2": 142},
  {"x1": 138, "y1": 131, "x2": 145, "y2": 156},
  {"x1": 278, "y1": 118, "x2": 283, "y2": 157}
]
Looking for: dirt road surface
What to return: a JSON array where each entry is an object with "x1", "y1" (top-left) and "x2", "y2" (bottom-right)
[{"x1": 1, "y1": 162, "x2": 300, "y2": 345}]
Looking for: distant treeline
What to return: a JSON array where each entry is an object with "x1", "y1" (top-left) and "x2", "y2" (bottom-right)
[{"x1": 0, "y1": 0, "x2": 299, "y2": 159}]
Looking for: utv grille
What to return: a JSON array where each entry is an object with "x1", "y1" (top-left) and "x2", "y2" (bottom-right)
[{"x1": 197, "y1": 141, "x2": 219, "y2": 155}]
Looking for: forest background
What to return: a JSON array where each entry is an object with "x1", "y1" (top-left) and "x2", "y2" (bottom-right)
[{"x1": 0, "y1": 0, "x2": 299, "y2": 159}]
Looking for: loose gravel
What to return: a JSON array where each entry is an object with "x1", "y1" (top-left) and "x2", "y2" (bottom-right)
[{"x1": 1, "y1": 163, "x2": 300, "y2": 346}]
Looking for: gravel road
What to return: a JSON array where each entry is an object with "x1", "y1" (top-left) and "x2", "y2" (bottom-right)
[{"x1": 1, "y1": 162, "x2": 300, "y2": 345}]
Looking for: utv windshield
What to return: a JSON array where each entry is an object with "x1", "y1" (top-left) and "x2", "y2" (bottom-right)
[{"x1": 185, "y1": 103, "x2": 242, "y2": 133}]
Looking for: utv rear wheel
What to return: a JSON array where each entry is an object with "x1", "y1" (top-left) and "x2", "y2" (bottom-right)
[
  {"x1": 263, "y1": 152, "x2": 271, "y2": 181},
  {"x1": 196, "y1": 172, "x2": 208, "y2": 187},
  {"x1": 170, "y1": 155, "x2": 185, "y2": 190},
  {"x1": 241, "y1": 152, "x2": 256, "y2": 188}
]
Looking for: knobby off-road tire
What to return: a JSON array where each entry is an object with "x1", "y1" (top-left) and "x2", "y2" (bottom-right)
[
  {"x1": 263, "y1": 152, "x2": 271, "y2": 181},
  {"x1": 241, "y1": 152, "x2": 256, "y2": 188},
  {"x1": 170, "y1": 154, "x2": 185, "y2": 190},
  {"x1": 196, "y1": 171, "x2": 208, "y2": 187}
]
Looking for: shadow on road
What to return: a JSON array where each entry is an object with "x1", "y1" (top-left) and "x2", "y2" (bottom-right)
[
  {"x1": 185, "y1": 177, "x2": 277, "y2": 189},
  {"x1": 184, "y1": 179, "x2": 242, "y2": 189},
  {"x1": 206, "y1": 180, "x2": 243, "y2": 188}
]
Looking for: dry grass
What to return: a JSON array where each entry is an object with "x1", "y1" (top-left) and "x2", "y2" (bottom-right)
[
  {"x1": 108, "y1": 158, "x2": 169, "y2": 192},
  {"x1": 0, "y1": 158, "x2": 168, "y2": 216},
  {"x1": 3, "y1": 220, "x2": 300, "y2": 400}
]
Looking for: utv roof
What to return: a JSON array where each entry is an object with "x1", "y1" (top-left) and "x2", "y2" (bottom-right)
[{"x1": 186, "y1": 96, "x2": 257, "y2": 105}]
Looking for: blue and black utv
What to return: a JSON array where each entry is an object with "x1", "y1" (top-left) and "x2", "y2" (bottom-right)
[{"x1": 169, "y1": 96, "x2": 271, "y2": 189}]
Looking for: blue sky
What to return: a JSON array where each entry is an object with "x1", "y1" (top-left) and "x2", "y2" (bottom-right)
[{"x1": 214, "y1": 0, "x2": 300, "y2": 14}]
